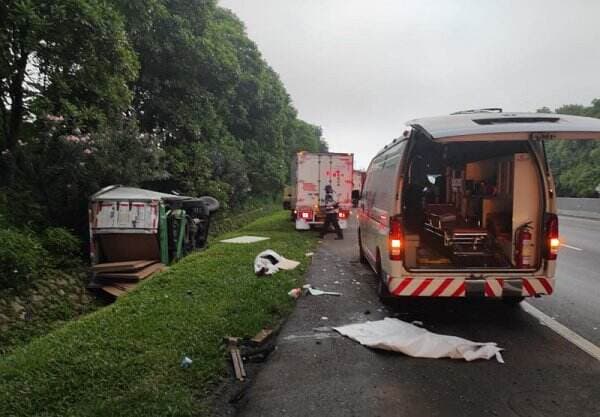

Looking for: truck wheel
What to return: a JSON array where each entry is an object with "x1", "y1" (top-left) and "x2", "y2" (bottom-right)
[
  {"x1": 358, "y1": 229, "x2": 368, "y2": 264},
  {"x1": 503, "y1": 296, "x2": 524, "y2": 306}
]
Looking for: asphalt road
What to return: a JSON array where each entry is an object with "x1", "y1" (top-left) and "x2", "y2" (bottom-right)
[
  {"x1": 235, "y1": 214, "x2": 600, "y2": 417},
  {"x1": 529, "y1": 216, "x2": 600, "y2": 345}
]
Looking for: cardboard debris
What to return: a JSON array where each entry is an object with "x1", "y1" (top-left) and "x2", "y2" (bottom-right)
[
  {"x1": 250, "y1": 328, "x2": 274, "y2": 346},
  {"x1": 221, "y1": 235, "x2": 270, "y2": 244},
  {"x1": 91, "y1": 260, "x2": 156, "y2": 273},
  {"x1": 334, "y1": 318, "x2": 504, "y2": 363}
]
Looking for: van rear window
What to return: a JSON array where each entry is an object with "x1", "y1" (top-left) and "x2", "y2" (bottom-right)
[{"x1": 473, "y1": 117, "x2": 559, "y2": 125}]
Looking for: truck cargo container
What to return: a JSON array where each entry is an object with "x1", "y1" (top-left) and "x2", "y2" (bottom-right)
[{"x1": 290, "y1": 152, "x2": 354, "y2": 230}]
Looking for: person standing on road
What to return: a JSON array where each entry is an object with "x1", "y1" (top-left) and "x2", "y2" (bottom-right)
[{"x1": 320, "y1": 185, "x2": 343, "y2": 240}]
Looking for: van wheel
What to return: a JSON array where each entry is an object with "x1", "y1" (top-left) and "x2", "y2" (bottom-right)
[
  {"x1": 503, "y1": 296, "x2": 524, "y2": 306},
  {"x1": 376, "y1": 253, "x2": 392, "y2": 301},
  {"x1": 358, "y1": 229, "x2": 368, "y2": 265}
]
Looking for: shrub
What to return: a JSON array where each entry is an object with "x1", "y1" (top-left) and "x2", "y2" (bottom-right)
[
  {"x1": 0, "y1": 229, "x2": 48, "y2": 289},
  {"x1": 40, "y1": 227, "x2": 82, "y2": 267}
]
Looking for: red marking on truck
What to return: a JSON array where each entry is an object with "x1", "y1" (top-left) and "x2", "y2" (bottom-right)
[{"x1": 303, "y1": 182, "x2": 317, "y2": 191}]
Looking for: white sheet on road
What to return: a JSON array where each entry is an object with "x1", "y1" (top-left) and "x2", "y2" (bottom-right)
[
  {"x1": 254, "y1": 249, "x2": 300, "y2": 275},
  {"x1": 334, "y1": 318, "x2": 504, "y2": 363},
  {"x1": 221, "y1": 235, "x2": 270, "y2": 244}
]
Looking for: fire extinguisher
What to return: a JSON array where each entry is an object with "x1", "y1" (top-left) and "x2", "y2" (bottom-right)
[{"x1": 515, "y1": 222, "x2": 533, "y2": 268}]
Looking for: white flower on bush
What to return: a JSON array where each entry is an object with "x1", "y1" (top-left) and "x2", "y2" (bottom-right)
[
  {"x1": 65, "y1": 135, "x2": 80, "y2": 143},
  {"x1": 83, "y1": 148, "x2": 92, "y2": 155},
  {"x1": 46, "y1": 114, "x2": 64, "y2": 122}
]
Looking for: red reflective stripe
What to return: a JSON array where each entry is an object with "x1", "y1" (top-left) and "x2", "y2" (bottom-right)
[
  {"x1": 431, "y1": 278, "x2": 453, "y2": 297},
  {"x1": 392, "y1": 278, "x2": 412, "y2": 295},
  {"x1": 451, "y1": 282, "x2": 465, "y2": 297},
  {"x1": 539, "y1": 278, "x2": 553, "y2": 294},
  {"x1": 522, "y1": 280, "x2": 536, "y2": 296},
  {"x1": 484, "y1": 282, "x2": 494, "y2": 297},
  {"x1": 411, "y1": 278, "x2": 433, "y2": 296}
]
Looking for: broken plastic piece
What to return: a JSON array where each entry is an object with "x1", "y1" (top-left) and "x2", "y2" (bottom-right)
[
  {"x1": 288, "y1": 288, "x2": 302, "y2": 299},
  {"x1": 307, "y1": 286, "x2": 342, "y2": 296},
  {"x1": 180, "y1": 356, "x2": 193, "y2": 368},
  {"x1": 334, "y1": 318, "x2": 504, "y2": 363}
]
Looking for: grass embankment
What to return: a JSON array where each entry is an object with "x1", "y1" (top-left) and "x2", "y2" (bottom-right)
[{"x1": 0, "y1": 211, "x2": 317, "y2": 417}]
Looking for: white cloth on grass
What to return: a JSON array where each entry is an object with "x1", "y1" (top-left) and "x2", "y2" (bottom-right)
[
  {"x1": 334, "y1": 317, "x2": 504, "y2": 363},
  {"x1": 254, "y1": 250, "x2": 300, "y2": 276}
]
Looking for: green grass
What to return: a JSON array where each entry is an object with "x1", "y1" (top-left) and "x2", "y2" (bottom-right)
[{"x1": 0, "y1": 211, "x2": 317, "y2": 417}]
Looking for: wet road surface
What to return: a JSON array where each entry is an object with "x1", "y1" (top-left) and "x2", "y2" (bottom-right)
[{"x1": 235, "y1": 215, "x2": 600, "y2": 417}]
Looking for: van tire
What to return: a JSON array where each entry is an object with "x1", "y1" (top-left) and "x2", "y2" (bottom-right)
[
  {"x1": 376, "y1": 252, "x2": 392, "y2": 301},
  {"x1": 503, "y1": 296, "x2": 524, "y2": 306},
  {"x1": 358, "y1": 229, "x2": 368, "y2": 264}
]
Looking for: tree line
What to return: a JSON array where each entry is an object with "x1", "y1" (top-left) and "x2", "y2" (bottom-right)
[
  {"x1": 538, "y1": 99, "x2": 600, "y2": 197},
  {"x1": 0, "y1": 0, "x2": 326, "y2": 236}
]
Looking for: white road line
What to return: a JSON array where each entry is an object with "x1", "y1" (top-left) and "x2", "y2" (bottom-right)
[
  {"x1": 522, "y1": 301, "x2": 600, "y2": 362},
  {"x1": 561, "y1": 243, "x2": 583, "y2": 251}
]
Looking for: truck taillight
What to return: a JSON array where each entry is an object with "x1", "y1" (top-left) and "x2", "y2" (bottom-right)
[
  {"x1": 544, "y1": 213, "x2": 559, "y2": 260},
  {"x1": 388, "y1": 217, "x2": 403, "y2": 261},
  {"x1": 298, "y1": 209, "x2": 313, "y2": 220},
  {"x1": 338, "y1": 209, "x2": 349, "y2": 219}
]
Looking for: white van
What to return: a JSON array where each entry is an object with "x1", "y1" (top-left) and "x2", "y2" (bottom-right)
[{"x1": 358, "y1": 110, "x2": 600, "y2": 302}]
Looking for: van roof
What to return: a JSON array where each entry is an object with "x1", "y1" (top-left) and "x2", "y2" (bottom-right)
[{"x1": 408, "y1": 112, "x2": 600, "y2": 140}]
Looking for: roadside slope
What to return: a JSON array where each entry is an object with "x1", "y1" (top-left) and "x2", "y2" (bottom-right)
[{"x1": 0, "y1": 211, "x2": 316, "y2": 417}]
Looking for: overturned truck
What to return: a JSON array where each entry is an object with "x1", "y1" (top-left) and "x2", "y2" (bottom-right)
[{"x1": 88, "y1": 185, "x2": 219, "y2": 296}]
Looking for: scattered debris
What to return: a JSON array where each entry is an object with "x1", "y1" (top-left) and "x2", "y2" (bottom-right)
[
  {"x1": 321, "y1": 316, "x2": 329, "y2": 320},
  {"x1": 333, "y1": 280, "x2": 340, "y2": 284},
  {"x1": 288, "y1": 288, "x2": 302, "y2": 299},
  {"x1": 307, "y1": 286, "x2": 341, "y2": 296},
  {"x1": 180, "y1": 356, "x2": 193, "y2": 369},
  {"x1": 90, "y1": 259, "x2": 167, "y2": 298},
  {"x1": 305, "y1": 252, "x2": 314, "y2": 257},
  {"x1": 254, "y1": 249, "x2": 299, "y2": 276},
  {"x1": 250, "y1": 328, "x2": 274, "y2": 346},
  {"x1": 221, "y1": 235, "x2": 270, "y2": 244},
  {"x1": 241, "y1": 344, "x2": 275, "y2": 363},
  {"x1": 226, "y1": 337, "x2": 246, "y2": 381},
  {"x1": 313, "y1": 326, "x2": 332, "y2": 332},
  {"x1": 334, "y1": 318, "x2": 504, "y2": 363}
]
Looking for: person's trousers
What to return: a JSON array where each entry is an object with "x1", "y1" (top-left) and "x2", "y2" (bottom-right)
[{"x1": 321, "y1": 213, "x2": 343, "y2": 238}]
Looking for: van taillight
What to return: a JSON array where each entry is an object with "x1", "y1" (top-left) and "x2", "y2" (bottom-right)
[
  {"x1": 545, "y1": 213, "x2": 559, "y2": 260},
  {"x1": 388, "y1": 217, "x2": 403, "y2": 260},
  {"x1": 338, "y1": 209, "x2": 349, "y2": 219}
]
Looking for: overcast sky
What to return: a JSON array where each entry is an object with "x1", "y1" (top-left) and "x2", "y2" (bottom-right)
[{"x1": 219, "y1": 0, "x2": 600, "y2": 169}]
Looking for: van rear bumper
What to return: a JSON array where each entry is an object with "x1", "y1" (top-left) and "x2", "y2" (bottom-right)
[{"x1": 385, "y1": 275, "x2": 554, "y2": 298}]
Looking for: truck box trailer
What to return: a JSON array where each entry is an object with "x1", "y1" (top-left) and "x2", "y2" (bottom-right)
[{"x1": 290, "y1": 152, "x2": 354, "y2": 230}]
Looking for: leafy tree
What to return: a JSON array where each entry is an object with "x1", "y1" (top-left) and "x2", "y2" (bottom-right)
[
  {"x1": 538, "y1": 99, "x2": 600, "y2": 197},
  {"x1": 0, "y1": 0, "x2": 138, "y2": 151}
]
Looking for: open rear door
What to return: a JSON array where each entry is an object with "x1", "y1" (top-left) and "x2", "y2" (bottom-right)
[{"x1": 409, "y1": 112, "x2": 600, "y2": 143}]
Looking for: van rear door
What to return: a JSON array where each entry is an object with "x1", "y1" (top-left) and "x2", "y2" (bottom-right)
[{"x1": 409, "y1": 112, "x2": 600, "y2": 143}]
